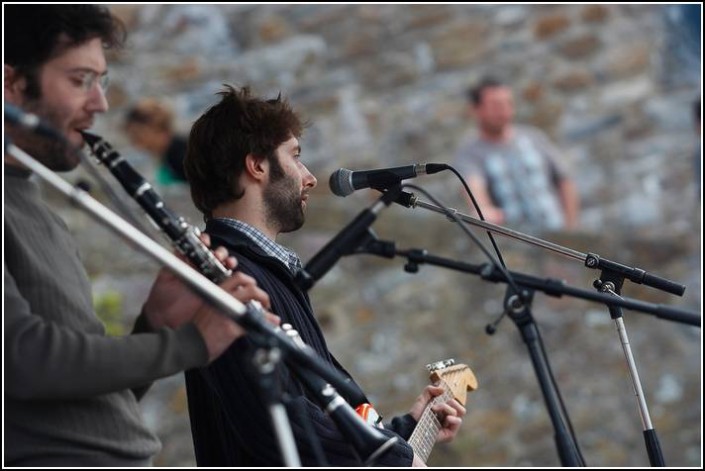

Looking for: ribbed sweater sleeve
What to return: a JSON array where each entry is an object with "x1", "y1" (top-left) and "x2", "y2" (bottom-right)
[{"x1": 4, "y1": 265, "x2": 207, "y2": 399}]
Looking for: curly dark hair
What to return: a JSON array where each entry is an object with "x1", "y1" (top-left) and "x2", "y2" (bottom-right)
[
  {"x1": 185, "y1": 85, "x2": 306, "y2": 220},
  {"x1": 4, "y1": 4, "x2": 126, "y2": 98}
]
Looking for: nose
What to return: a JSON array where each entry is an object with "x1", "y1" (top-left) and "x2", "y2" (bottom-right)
[
  {"x1": 303, "y1": 165, "x2": 317, "y2": 189},
  {"x1": 86, "y1": 84, "x2": 109, "y2": 113}
]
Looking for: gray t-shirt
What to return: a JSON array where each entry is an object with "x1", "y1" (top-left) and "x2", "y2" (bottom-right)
[{"x1": 454, "y1": 125, "x2": 570, "y2": 231}]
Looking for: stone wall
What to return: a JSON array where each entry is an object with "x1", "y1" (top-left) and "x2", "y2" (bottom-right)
[{"x1": 46, "y1": 4, "x2": 701, "y2": 467}]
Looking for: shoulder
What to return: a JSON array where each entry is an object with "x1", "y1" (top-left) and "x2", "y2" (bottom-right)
[
  {"x1": 206, "y1": 220, "x2": 255, "y2": 252},
  {"x1": 205, "y1": 221, "x2": 288, "y2": 276},
  {"x1": 455, "y1": 130, "x2": 486, "y2": 157},
  {"x1": 516, "y1": 124, "x2": 547, "y2": 139},
  {"x1": 457, "y1": 129, "x2": 483, "y2": 147},
  {"x1": 515, "y1": 124, "x2": 558, "y2": 147}
]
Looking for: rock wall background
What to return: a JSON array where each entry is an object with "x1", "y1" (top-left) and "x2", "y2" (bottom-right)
[{"x1": 36, "y1": 4, "x2": 701, "y2": 467}]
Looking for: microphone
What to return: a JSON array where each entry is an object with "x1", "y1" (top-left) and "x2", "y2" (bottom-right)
[
  {"x1": 4, "y1": 103, "x2": 65, "y2": 141},
  {"x1": 329, "y1": 163, "x2": 448, "y2": 197},
  {"x1": 295, "y1": 187, "x2": 401, "y2": 291}
]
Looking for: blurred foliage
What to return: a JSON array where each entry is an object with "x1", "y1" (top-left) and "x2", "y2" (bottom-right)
[{"x1": 94, "y1": 290, "x2": 125, "y2": 336}]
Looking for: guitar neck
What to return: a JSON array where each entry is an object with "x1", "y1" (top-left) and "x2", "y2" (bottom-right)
[{"x1": 407, "y1": 387, "x2": 453, "y2": 463}]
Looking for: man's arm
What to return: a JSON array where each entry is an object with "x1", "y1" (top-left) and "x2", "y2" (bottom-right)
[
  {"x1": 531, "y1": 128, "x2": 580, "y2": 229},
  {"x1": 4, "y1": 263, "x2": 209, "y2": 401},
  {"x1": 558, "y1": 177, "x2": 580, "y2": 229},
  {"x1": 132, "y1": 248, "x2": 272, "y2": 399},
  {"x1": 129, "y1": 311, "x2": 159, "y2": 400}
]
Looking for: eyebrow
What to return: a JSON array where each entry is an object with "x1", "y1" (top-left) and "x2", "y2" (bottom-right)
[{"x1": 65, "y1": 67, "x2": 108, "y2": 76}]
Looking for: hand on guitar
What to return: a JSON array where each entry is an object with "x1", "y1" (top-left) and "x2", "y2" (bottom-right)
[{"x1": 409, "y1": 384, "x2": 467, "y2": 444}]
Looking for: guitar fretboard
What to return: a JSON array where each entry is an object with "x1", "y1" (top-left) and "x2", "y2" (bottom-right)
[{"x1": 407, "y1": 387, "x2": 453, "y2": 463}]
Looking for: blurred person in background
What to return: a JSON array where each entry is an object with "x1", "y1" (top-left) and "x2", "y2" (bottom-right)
[
  {"x1": 454, "y1": 76, "x2": 580, "y2": 232},
  {"x1": 123, "y1": 98, "x2": 189, "y2": 185}
]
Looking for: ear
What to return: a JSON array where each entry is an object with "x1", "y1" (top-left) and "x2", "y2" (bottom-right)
[
  {"x1": 243, "y1": 153, "x2": 267, "y2": 183},
  {"x1": 4, "y1": 65, "x2": 27, "y2": 104}
]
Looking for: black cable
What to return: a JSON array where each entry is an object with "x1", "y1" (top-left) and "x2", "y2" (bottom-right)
[{"x1": 444, "y1": 164, "x2": 509, "y2": 269}]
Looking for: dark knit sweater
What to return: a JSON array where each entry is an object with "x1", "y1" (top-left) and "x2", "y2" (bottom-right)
[
  {"x1": 4, "y1": 165, "x2": 209, "y2": 466},
  {"x1": 185, "y1": 219, "x2": 415, "y2": 466}
]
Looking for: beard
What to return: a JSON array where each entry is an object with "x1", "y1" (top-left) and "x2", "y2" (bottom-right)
[
  {"x1": 263, "y1": 157, "x2": 306, "y2": 234},
  {"x1": 481, "y1": 121, "x2": 507, "y2": 138},
  {"x1": 11, "y1": 99, "x2": 80, "y2": 172}
]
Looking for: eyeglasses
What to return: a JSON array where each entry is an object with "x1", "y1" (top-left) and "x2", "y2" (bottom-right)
[{"x1": 72, "y1": 70, "x2": 110, "y2": 94}]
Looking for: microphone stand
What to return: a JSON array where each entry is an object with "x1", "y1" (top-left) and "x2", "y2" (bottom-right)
[
  {"x1": 404, "y1": 197, "x2": 686, "y2": 297},
  {"x1": 399, "y1": 196, "x2": 694, "y2": 465},
  {"x1": 592, "y1": 271, "x2": 665, "y2": 466},
  {"x1": 249, "y1": 332, "x2": 302, "y2": 466},
  {"x1": 355, "y1": 236, "x2": 700, "y2": 466},
  {"x1": 361, "y1": 239, "x2": 699, "y2": 326},
  {"x1": 368, "y1": 247, "x2": 565, "y2": 466},
  {"x1": 500, "y1": 286, "x2": 584, "y2": 467},
  {"x1": 7, "y1": 143, "x2": 367, "y2": 408}
]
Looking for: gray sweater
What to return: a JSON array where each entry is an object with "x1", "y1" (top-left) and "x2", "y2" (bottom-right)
[{"x1": 4, "y1": 165, "x2": 208, "y2": 466}]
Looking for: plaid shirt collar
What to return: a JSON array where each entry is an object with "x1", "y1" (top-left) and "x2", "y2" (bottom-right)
[{"x1": 212, "y1": 217, "x2": 302, "y2": 274}]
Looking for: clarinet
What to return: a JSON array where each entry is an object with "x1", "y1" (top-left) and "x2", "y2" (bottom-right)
[{"x1": 81, "y1": 131, "x2": 231, "y2": 284}]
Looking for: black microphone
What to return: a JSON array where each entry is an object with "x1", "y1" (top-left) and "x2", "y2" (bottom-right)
[
  {"x1": 329, "y1": 163, "x2": 448, "y2": 197},
  {"x1": 4, "y1": 103, "x2": 66, "y2": 141},
  {"x1": 295, "y1": 187, "x2": 401, "y2": 291}
]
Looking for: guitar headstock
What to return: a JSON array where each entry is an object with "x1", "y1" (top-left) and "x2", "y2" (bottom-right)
[{"x1": 426, "y1": 358, "x2": 478, "y2": 406}]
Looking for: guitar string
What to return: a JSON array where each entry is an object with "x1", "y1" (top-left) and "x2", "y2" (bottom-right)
[{"x1": 409, "y1": 386, "x2": 454, "y2": 461}]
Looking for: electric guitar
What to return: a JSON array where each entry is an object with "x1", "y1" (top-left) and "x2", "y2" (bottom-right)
[{"x1": 407, "y1": 359, "x2": 478, "y2": 463}]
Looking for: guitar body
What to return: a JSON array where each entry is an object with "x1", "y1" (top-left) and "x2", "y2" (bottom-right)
[{"x1": 408, "y1": 359, "x2": 478, "y2": 463}]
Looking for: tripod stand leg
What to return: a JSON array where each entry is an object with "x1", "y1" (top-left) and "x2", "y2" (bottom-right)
[
  {"x1": 597, "y1": 277, "x2": 666, "y2": 467},
  {"x1": 253, "y1": 346, "x2": 302, "y2": 466},
  {"x1": 504, "y1": 288, "x2": 585, "y2": 466},
  {"x1": 613, "y1": 315, "x2": 665, "y2": 467}
]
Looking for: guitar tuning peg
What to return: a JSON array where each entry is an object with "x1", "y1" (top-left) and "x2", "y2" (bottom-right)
[{"x1": 426, "y1": 359, "x2": 455, "y2": 371}]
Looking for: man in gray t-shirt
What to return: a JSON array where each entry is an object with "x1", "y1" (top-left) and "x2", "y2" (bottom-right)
[{"x1": 454, "y1": 77, "x2": 580, "y2": 232}]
